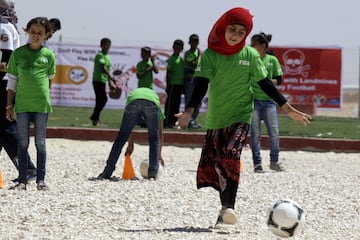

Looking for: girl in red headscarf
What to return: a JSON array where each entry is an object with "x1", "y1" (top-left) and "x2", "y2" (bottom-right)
[{"x1": 176, "y1": 7, "x2": 311, "y2": 227}]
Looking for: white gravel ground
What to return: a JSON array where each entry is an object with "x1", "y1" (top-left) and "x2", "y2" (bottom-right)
[{"x1": 0, "y1": 138, "x2": 359, "y2": 240}]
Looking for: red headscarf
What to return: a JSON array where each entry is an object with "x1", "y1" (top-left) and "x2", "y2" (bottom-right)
[{"x1": 208, "y1": 7, "x2": 253, "y2": 55}]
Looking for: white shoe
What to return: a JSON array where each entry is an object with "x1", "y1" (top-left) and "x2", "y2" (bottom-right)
[{"x1": 222, "y1": 208, "x2": 237, "y2": 225}]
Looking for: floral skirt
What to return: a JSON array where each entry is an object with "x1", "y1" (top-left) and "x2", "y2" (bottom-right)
[{"x1": 196, "y1": 122, "x2": 249, "y2": 192}]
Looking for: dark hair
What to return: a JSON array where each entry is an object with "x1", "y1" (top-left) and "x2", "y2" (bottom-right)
[
  {"x1": 173, "y1": 39, "x2": 184, "y2": 48},
  {"x1": 49, "y1": 18, "x2": 61, "y2": 31},
  {"x1": 251, "y1": 32, "x2": 272, "y2": 49},
  {"x1": 189, "y1": 34, "x2": 199, "y2": 42},
  {"x1": 24, "y1": 17, "x2": 51, "y2": 34},
  {"x1": 141, "y1": 46, "x2": 151, "y2": 55},
  {"x1": 100, "y1": 38, "x2": 111, "y2": 45}
]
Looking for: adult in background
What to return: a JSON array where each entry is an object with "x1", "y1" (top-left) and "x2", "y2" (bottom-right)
[{"x1": 0, "y1": 3, "x2": 37, "y2": 181}]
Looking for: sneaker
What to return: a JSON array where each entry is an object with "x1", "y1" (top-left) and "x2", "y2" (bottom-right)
[
  {"x1": 92, "y1": 120, "x2": 101, "y2": 127},
  {"x1": 222, "y1": 208, "x2": 237, "y2": 224},
  {"x1": 37, "y1": 181, "x2": 49, "y2": 191},
  {"x1": 214, "y1": 208, "x2": 237, "y2": 228},
  {"x1": 12, "y1": 172, "x2": 37, "y2": 183},
  {"x1": 188, "y1": 120, "x2": 201, "y2": 129},
  {"x1": 270, "y1": 162, "x2": 285, "y2": 172},
  {"x1": 9, "y1": 183, "x2": 26, "y2": 190},
  {"x1": 254, "y1": 164, "x2": 265, "y2": 173}
]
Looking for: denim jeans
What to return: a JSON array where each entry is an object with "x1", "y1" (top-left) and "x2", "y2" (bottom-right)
[
  {"x1": 103, "y1": 99, "x2": 160, "y2": 178},
  {"x1": 17, "y1": 112, "x2": 48, "y2": 183},
  {"x1": 250, "y1": 100, "x2": 279, "y2": 166}
]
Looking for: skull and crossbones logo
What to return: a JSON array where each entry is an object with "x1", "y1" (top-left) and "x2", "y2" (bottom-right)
[{"x1": 282, "y1": 49, "x2": 310, "y2": 77}]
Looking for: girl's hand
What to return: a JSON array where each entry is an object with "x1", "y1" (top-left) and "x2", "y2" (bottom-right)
[
  {"x1": 175, "y1": 111, "x2": 192, "y2": 130},
  {"x1": 282, "y1": 103, "x2": 312, "y2": 126},
  {"x1": 288, "y1": 111, "x2": 312, "y2": 126},
  {"x1": 6, "y1": 106, "x2": 15, "y2": 121}
]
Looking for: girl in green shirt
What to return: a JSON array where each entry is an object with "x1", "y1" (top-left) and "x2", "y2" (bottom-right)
[
  {"x1": 6, "y1": 17, "x2": 56, "y2": 191},
  {"x1": 250, "y1": 32, "x2": 284, "y2": 173},
  {"x1": 175, "y1": 7, "x2": 312, "y2": 227},
  {"x1": 136, "y1": 47, "x2": 158, "y2": 89}
]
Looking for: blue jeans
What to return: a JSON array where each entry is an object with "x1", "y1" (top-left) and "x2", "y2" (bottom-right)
[
  {"x1": 250, "y1": 100, "x2": 279, "y2": 166},
  {"x1": 103, "y1": 100, "x2": 160, "y2": 178},
  {"x1": 17, "y1": 112, "x2": 48, "y2": 183}
]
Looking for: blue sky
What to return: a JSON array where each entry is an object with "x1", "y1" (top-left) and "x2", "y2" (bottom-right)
[{"x1": 15, "y1": 0, "x2": 360, "y2": 87}]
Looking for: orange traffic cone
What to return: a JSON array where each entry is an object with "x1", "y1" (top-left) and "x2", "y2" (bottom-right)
[
  {"x1": 122, "y1": 154, "x2": 137, "y2": 180},
  {"x1": 0, "y1": 167, "x2": 3, "y2": 189},
  {"x1": 240, "y1": 159, "x2": 244, "y2": 172}
]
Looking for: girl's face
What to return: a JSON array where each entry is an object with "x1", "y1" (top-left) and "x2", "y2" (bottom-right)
[
  {"x1": 251, "y1": 39, "x2": 266, "y2": 54},
  {"x1": 225, "y1": 24, "x2": 247, "y2": 46},
  {"x1": 173, "y1": 44, "x2": 183, "y2": 54},
  {"x1": 101, "y1": 41, "x2": 111, "y2": 53},
  {"x1": 28, "y1": 24, "x2": 48, "y2": 47},
  {"x1": 141, "y1": 50, "x2": 150, "y2": 60}
]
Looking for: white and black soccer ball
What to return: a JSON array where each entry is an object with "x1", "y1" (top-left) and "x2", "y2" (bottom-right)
[
  {"x1": 266, "y1": 199, "x2": 305, "y2": 238},
  {"x1": 139, "y1": 159, "x2": 163, "y2": 179}
]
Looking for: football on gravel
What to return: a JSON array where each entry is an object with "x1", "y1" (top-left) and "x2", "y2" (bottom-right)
[
  {"x1": 266, "y1": 199, "x2": 305, "y2": 238},
  {"x1": 139, "y1": 159, "x2": 163, "y2": 179}
]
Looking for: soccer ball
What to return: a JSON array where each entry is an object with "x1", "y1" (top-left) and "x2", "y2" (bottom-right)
[
  {"x1": 266, "y1": 199, "x2": 305, "y2": 238},
  {"x1": 139, "y1": 159, "x2": 163, "y2": 179}
]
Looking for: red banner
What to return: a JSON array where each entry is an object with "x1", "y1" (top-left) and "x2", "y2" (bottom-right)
[{"x1": 270, "y1": 47, "x2": 342, "y2": 109}]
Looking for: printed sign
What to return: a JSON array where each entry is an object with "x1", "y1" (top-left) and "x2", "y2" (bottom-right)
[
  {"x1": 48, "y1": 42, "x2": 172, "y2": 109},
  {"x1": 270, "y1": 46, "x2": 342, "y2": 109}
]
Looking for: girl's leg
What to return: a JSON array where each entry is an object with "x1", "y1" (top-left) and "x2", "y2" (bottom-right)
[
  {"x1": 219, "y1": 179, "x2": 239, "y2": 209},
  {"x1": 91, "y1": 82, "x2": 107, "y2": 122},
  {"x1": 143, "y1": 101, "x2": 159, "y2": 178},
  {"x1": 16, "y1": 113, "x2": 31, "y2": 184},
  {"x1": 102, "y1": 101, "x2": 139, "y2": 177},
  {"x1": 33, "y1": 113, "x2": 49, "y2": 182}
]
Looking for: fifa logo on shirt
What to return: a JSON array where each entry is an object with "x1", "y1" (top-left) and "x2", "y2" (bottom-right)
[
  {"x1": 39, "y1": 57, "x2": 48, "y2": 64},
  {"x1": 238, "y1": 60, "x2": 250, "y2": 66}
]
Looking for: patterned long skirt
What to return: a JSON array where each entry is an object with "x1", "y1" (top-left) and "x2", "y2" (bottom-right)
[{"x1": 196, "y1": 122, "x2": 250, "y2": 192}]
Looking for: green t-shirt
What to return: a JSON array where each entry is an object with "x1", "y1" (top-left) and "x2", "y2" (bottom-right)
[
  {"x1": 92, "y1": 51, "x2": 112, "y2": 83},
  {"x1": 126, "y1": 87, "x2": 165, "y2": 120},
  {"x1": 167, "y1": 54, "x2": 184, "y2": 85},
  {"x1": 184, "y1": 49, "x2": 200, "y2": 78},
  {"x1": 194, "y1": 46, "x2": 267, "y2": 129},
  {"x1": 6, "y1": 45, "x2": 56, "y2": 113},
  {"x1": 136, "y1": 60, "x2": 154, "y2": 89},
  {"x1": 252, "y1": 54, "x2": 283, "y2": 101}
]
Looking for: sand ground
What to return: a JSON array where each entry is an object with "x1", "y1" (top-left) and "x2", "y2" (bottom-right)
[{"x1": 0, "y1": 139, "x2": 359, "y2": 240}]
